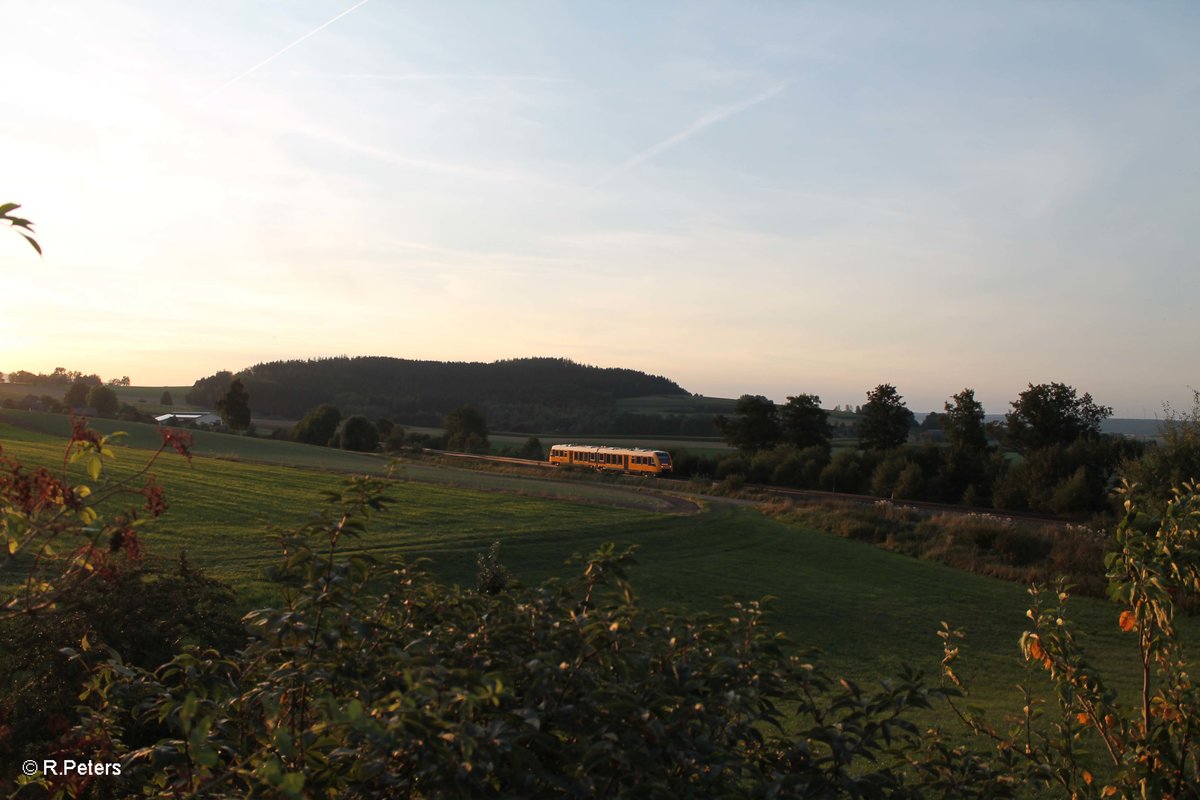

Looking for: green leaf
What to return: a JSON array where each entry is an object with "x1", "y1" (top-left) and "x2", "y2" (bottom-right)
[
  {"x1": 20, "y1": 233, "x2": 42, "y2": 256},
  {"x1": 0, "y1": 203, "x2": 18, "y2": 215},
  {"x1": 279, "y1": 772, "x2": 305, "y2": 797}
]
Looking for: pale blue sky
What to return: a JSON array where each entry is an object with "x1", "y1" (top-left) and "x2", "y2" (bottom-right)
[{"x1": 2, "y1": 1, "x2": 1197, "y2": 415}]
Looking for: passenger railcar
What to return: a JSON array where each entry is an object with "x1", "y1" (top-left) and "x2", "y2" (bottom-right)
[{"x1": 548, "y1": 444, "x2": 672, "y2": 475}]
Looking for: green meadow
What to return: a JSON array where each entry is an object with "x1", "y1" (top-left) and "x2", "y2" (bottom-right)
[{"x1": 0, "y1": 409, "x2": 1165, "y2": 726}]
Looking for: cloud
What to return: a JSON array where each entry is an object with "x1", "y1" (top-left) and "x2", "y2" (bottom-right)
[{"x1": 594, "y1": 83, "x2": 787, "y2": 186}]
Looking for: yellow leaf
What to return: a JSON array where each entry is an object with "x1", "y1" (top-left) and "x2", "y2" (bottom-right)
[
  {"x1": 76, "y1": 485, "x2": 91, "y2": 498},
  {"x1": 80, "y1": 633, "x2": 90, "y2": 652},
  {"x1": 6, "y1": 539, "x2": 16, "y2": 555},
  {"x1": 86, "y1": 456, "x2": 101, "y2": 481},
  {"x1": 1119, "y1": 610, "x2": 1136, "y2": 632},
  {"x1": 1082, "y1": 770, "x2": 1092, "y2": 785}
]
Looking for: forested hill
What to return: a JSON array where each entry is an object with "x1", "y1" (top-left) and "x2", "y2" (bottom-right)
[{"x1": 186, "y1": 357, "x2": 689, "y2": 432}]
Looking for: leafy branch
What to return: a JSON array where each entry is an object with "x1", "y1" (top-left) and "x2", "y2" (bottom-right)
[{"x1": 1, "y1": 202, "x2": 41, "y2": 256}]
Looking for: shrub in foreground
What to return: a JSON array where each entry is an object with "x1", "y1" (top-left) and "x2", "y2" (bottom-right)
[{"x1": 28, "y1": 477, "x2": 997, "y2": 798}]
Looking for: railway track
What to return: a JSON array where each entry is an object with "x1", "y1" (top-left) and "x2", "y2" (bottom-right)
[{"x1": 421, "y1": 448, "x2": 1080, "y2": 527}]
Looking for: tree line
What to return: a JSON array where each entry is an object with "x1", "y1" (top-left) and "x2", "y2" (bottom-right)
[
  {"x1": 697, "y1": 382, "x2": 1168, "y2": 517},
  {"x1": 1, "y1": 367, "x2": 130, "y2": 386}
]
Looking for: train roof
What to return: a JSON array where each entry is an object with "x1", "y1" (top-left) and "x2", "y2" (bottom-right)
[{"x1": 550, "y1": 443, "x2": 663, "y2": 453}]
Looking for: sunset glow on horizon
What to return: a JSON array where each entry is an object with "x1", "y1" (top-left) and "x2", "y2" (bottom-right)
[{"x1": 3, "y1": 1, "x2": 1198, "y2": 416}]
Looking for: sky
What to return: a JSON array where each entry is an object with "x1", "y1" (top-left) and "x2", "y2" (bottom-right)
[{"x1": 1, "y1": 1, "x2": 1197, "y2": 416}]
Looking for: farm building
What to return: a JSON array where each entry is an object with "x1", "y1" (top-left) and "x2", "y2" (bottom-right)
[{"x1": 154, "y1": 412, "x2": 222, "y2": 427}]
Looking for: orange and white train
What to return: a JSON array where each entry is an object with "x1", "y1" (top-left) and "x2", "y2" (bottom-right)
[{"x1": 548, "y1": 444, "x2": 673, "y2": 475}]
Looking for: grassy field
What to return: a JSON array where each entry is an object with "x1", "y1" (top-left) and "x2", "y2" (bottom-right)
[
  {"x1": 0, "y1": 409, "x2": 1170, "y2": 730},
  {"x1": 616, "y1": 394, "x2": 739, "y2": 415},
  {"x1": 0, "y1": 382, "x2": 199, "y2": 414},
  {"x1": 403, "y1": 425, "x2": 735, "y2": 456}
]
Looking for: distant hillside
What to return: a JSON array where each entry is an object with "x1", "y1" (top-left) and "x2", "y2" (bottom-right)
[{"x1": 187, "y1": 356, "x2": 691, "y2": 433}]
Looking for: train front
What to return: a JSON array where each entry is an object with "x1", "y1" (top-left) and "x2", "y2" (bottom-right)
[{"x1": 655, "y1": 450, "x2": 672, "y2": 474}]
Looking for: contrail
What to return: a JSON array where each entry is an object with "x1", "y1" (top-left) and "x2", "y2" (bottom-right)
[
  {"x1": 595, "y1": 83, "x2": 787, "y2": 186},
  {"x1": 194, "y1": 0, "x2": 373, "y2": 107}
]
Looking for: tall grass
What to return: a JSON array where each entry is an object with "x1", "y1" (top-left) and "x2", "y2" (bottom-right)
[{"x1": 763, "y1": 498, "x2": 1109, "y2": 597}]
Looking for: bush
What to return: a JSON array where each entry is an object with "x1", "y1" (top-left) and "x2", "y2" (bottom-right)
[
  {"x1": 335, "y1": 414, "x2": 379, "y2": 452},
  {"x1": 517, "y1": 435, "x2": 544, "y2": 460},
  {"x1": 86, "y1": 384, "x2": 119, "y2": 417},
  {"x1": 713, "y1": 453, "x2": 748, "y2": 480},
  {"x1": 48, "y1": 478, "x2": 995, "y2": 798},
  {"x1": 748, "y1": 446, "x2": 789, "y2": 483},
  {"x1": 475, "y1": 540, "x2": 515, "y2": 594},
  {"x1": 669, "y1": 448, "x2": 723, "y2": 479},
  {"x1": 293, "y1": 403, "x2": 342, "y2": 446},
  {"x1": 992, "y1": 528, "x2": 1053, "y2": 566},
  {"x1": 0, "y1": 557, "x2": 244, "y2": 774},
  {"x1": 819, "y1": 450, "x2": 867, "y2": 493},
  {"x1": 382, "y1": 427, "x2": 407, "y2": 452},
  {"x1": 869, "y1": 451, "x2": 909, "y2": 497},
  {"x1": 892, "y1": 462, "x2": 926, "y2": 500}
]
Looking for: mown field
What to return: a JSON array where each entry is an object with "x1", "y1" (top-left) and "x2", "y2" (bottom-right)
[{"x1": 0, "y1": 409, "x2": 1166, "y2": 730}]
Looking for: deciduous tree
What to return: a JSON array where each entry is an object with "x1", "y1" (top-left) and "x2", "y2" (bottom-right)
[
  {"x1": 944, "y1": 388, "x2": 988, "y2": 453},
  {"x1": 445, "y1": 405, "x2": 489, "y2": 453},
  {"x1": 293, "y1": 404, "x2": 342, "y2": 446},
  {"x1": 335, "y1": 415, "x2": 379, "y2": 452},
  {"x1": 64, "y1": 378, "x2": 91, "y2": 408},
  {"x1": 86, "y1": 384, "x2": 119, "y2": 417},
  {"x1": 1005, "y1": 382, "x2": 1111, "y2": 452},
  {"x1": 780, "y1": 394, "x2": 831, "y2": 450},
  {"x1": 714, "y1": 395, "x2": 780, "y2": 453},
  {"x1": 857, "y1": 384, "x2": 914, "y2": 451},
  {"x1": 1123, "y1": 390, "x2": 1200, "y2": 507},
  {"x1": 216, "y1": 378, "x2": 252, "y2": 432}
]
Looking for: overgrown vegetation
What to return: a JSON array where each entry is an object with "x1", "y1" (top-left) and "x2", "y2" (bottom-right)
[{"x1": 763, "y1": 498, "x2": 1110, "y2": 599}]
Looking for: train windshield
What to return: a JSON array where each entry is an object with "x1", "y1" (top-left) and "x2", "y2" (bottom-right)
[{"x1": 655, "y1": 451, "x2": 671, "y2": 464}]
